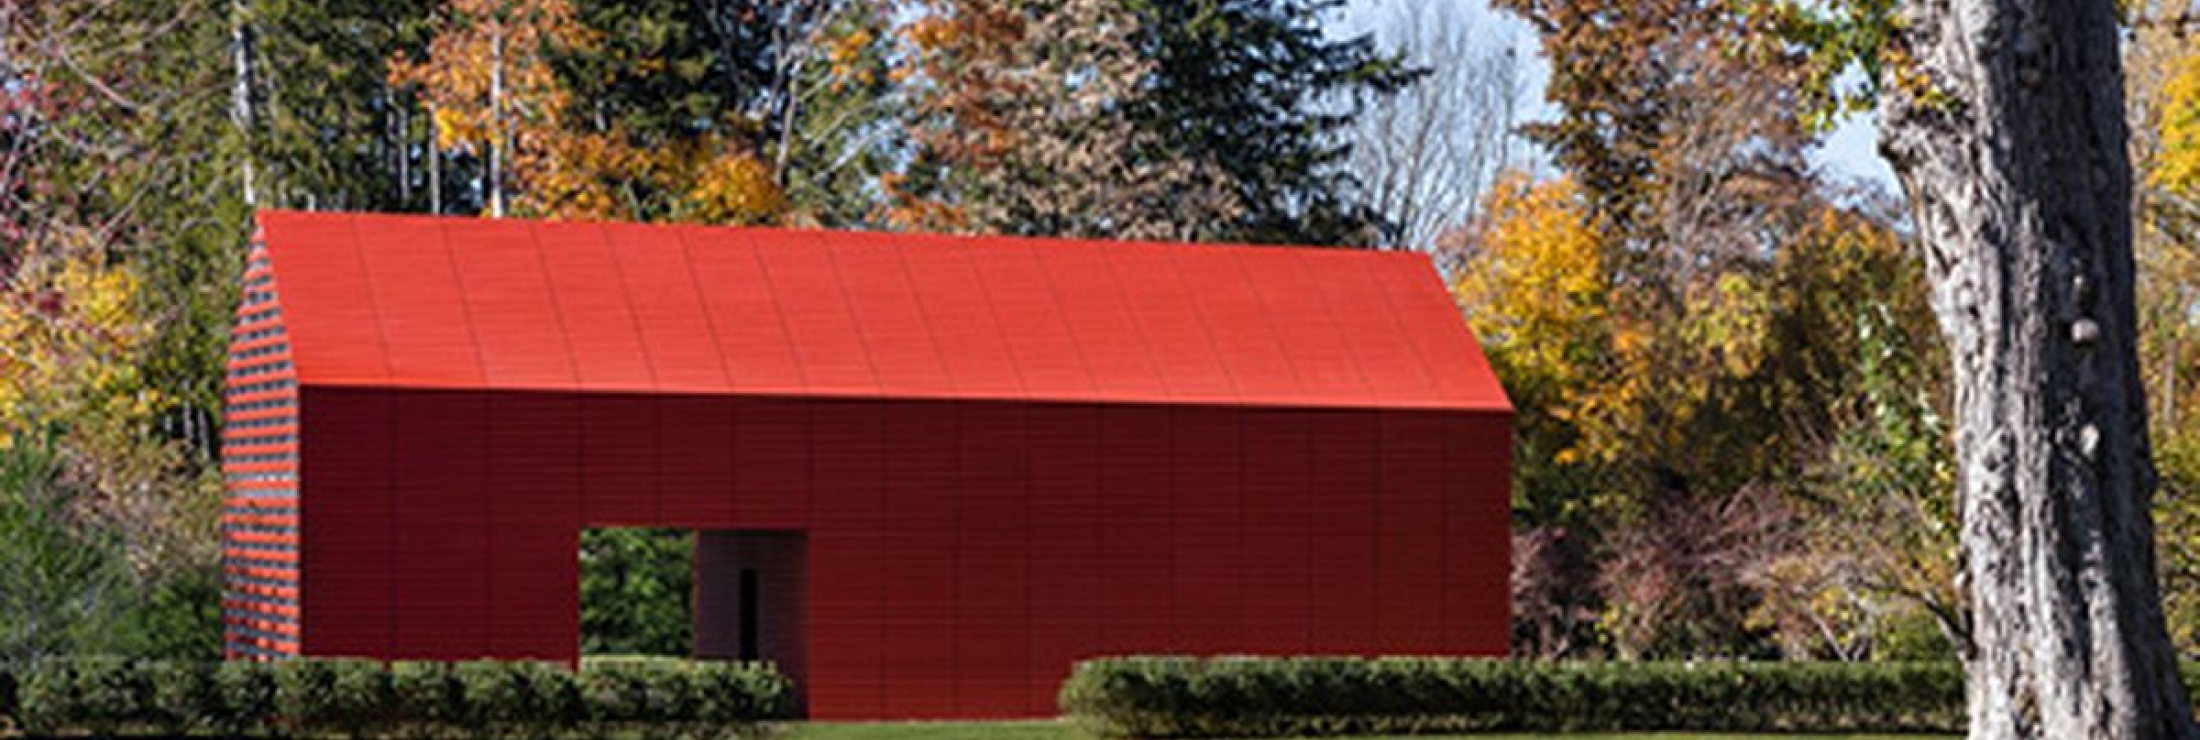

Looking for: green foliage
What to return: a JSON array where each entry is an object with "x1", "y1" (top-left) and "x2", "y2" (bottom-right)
[
  {"x1": 274, "y1": 658, "x2": 391, "y2": 736},
  {"x1": 1059, "y1": 657, "x2": 1971, "y2": 738},
  {"x1": 212, "y1": 660, "x2": 277, "y2": 735},
  {"x1": 0, "y1": 440, "x2": 140, "y2": 663},
  {"x1": 581, "y1": 528, "x2": 695, "y2": 656},
  {"x1": 2, "y1": 658, "x2": 791, "y2": 738}
]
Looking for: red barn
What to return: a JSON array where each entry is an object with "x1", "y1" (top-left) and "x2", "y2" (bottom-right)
[{"x1": 221, "y1": 210, "x2": 1513, "y2": 720}]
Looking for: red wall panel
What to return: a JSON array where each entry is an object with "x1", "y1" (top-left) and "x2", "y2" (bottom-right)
[
  {"x1": 879, "y1": 401, "x2": 959, "y2": 719},
  {"x1": 391, "y1": 390, "x2": 489, "y2": 659},
  {"x1": 1096, "y1": 405, "x2": 1173, "y2": 654},
  {"x1": 485, "y1": 392, "x2": 582, "y2": 660},
  {"x1": 1376, "y1": 410, "x2": 1449, "y2": 654},
  {"x1": 1305, "y1": 410, "x2": 1379, "y2": 655},
  {"x1": 1443, "y1": 412, "x2": 1514, "y2": 653},
  {"x1": 954, "y1": 402, "x2": 1030, "y2": 717},
  {"x1": 1023, "y1": 403, "x2": 1102, "y2": 713},
  {"x1": 732, "y1": 397, "x2": 810, "y2": 529},
  {"x1": 806, "y1": 399, "x2": 887, "y2": 718},
  {"x1": 286, "y1": 390, "x2": 1512, "y2": 715},
  {"x1": 659, "y1": 396, "x2": 736, "y2": 527},
  {"x1": 299, "y1": 387, "x2": 393, "y2": 657},
  {"x1": 1239, "y1": 408, "x2": 1313, "y2": 654},
  {"x1": 1170, "y1": 407, "x2": 1244, "y2": 654},
  {"x1": 582, "y1": 394, "x2": 658, "y2": 525}
]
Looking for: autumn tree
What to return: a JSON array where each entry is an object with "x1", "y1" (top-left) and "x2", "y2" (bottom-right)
[
  {"x1": 1, "y1": 0, "x2": 233, "y2": 659},
  {"x1": 1485, "y1": 0, "x2": 1944, "y2": 659},
  {"x1": 897, "y1": 0, "x2": 1411, "y2": 245},
  {"x1": 389, "y1": 0, "x2": 594, "y2": 217},
  {"x1": 545, "y1": 0, "x2": 896, "y2": 226}
]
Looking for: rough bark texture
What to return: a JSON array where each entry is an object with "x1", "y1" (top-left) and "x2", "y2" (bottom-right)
[{"x1": 1879, "y1": 0, "x2": 2198, "y2": 738}]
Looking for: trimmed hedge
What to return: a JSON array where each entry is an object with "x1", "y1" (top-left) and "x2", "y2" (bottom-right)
[
  {"x1": 0, "y1": 656, "x2": 791, "y2": 739},
  {"x1": 1059, "y1": 658, "x2": 1972, "y2": 738}
]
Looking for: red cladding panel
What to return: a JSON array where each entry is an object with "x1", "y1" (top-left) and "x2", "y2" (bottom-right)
[
  {"x1": 1239, "y1": 408, "x2": 1314, "y2": 654},
  {"x1": 609, "y1": 223, "x2": 730, "y2": 391},
  {"x1": 1024, "y1": 403, "x2": 1103, "y2": 713},
  {"x1": 1170, "y1": 407, "x2": 1244, "y2": 654},
  {"x1": 682, "y1": 227, "x2": 807, "y2": 393},
  {"x1": 807, "y1": 399, "x2": 887, "y2": 717},
  {"x1": 298, "y1": 387, "x2": 393, "y2": 657},
  {"x1": 1367, "y1": 256, "x2": 1511, "y2": 410},
  {"x1": 1175, "y1": 250, "x2": 1298, "y2": 401},
  {"x1": 485, "y1": 392, "x2": 582, "y2": 660},
  {"x1": 391, "y1": 390, "x2": 489, "y2": 659},
  {"x1": 1306, "y1": 410, "x2": 1379, "y2": 655},
  {"x1": 1105, "y1": 246, "x2": 1233, "y2": 402},
  {"x1": 954, "y1": 403, "x2": 1029, "y2": 717},
  {"x1": 972, "y1": 242, "x2": 1093, "y2": 395},
  {"x1": 753, "y1": 230, "x2": 878, "y2": 395},
  {"x1": 880, "y1": 401, "x2": 957, "y2": 717},
  {"x1": 826, "y1": 233, "x2": 956, "y2": 397},
  {"x1": 534, "y1": 222, "x2": 654, "y2": 390},
  {"x1": 1444, "y1": 412, "x2": 1514, "y2": 653},
  {"x1": 899, "y1": 237, "x2": 1024, "y2": 397},
  {"x1": 1097, "y1": 405, "x2": 1172, "y2": 653},
  {"x1": 732, "y1": 396, "x2": 810, "y2": 529},
  {"x1": 1376, "y1": 410, "x2": 1450, "y2": 654},
  {"x1": 659, "y1": 396, "x2": 736, "y2": 527},
  {"x1": 1313, "y1": 251, "x2": 1440, "y2": 407},
  {"x1": 355, "y1": 218, "x2": 483, "y2": 387},
  {"x1": 582, "y1": 394, "x2": 658, "y2": 525},
  {"x1": 256, "y1": 216, "x2": 389, "y2": 384},
  {"x1": 443, "y1": 218, "x2": 576, "y2": 388},
  {"x1": 1034, "y1": 242, "x2": 1167, "y2": 400},
  {"x1": 1242, "y1": 255, "x2": 1370, "y2": 401}
]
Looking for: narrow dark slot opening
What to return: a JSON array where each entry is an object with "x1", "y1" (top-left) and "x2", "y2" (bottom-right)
[{"x1": 739, "y1": 567, "x2": 760, "y2": 661}]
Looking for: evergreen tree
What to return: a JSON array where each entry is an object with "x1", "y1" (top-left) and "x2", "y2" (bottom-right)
[
  {"x1": 1124, "y1": 0, "x2": 1414, "y2": 245},
  {"x1": 898, "y1": 0, "x2": 1412, "y2": 246}
]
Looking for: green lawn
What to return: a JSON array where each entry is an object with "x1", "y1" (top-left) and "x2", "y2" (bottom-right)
[{"x1": 789, "y1": 722, "x2": 1954, "y2": 740}]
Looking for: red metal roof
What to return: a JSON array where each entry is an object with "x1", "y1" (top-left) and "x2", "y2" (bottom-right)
[{"x1": 256, "y1": 210, "x2": 1510, "y2": 412}]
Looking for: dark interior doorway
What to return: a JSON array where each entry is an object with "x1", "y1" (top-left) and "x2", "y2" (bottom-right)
[{"x1": 694, "y1": 531, "x2": 808, "y2": 697}]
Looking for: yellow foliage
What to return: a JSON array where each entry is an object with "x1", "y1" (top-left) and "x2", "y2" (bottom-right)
[
  {"x1": 680, "y1": 148, "x2": 788, "y2": 226},
  {"x1": 2154, "y1": 48, "x2": 2200, "y2": 198},
  {"x1": 0, "y1": 245, "x2": 153, "y2": 449},
  {"x1": 1454, "y1": 173, "x2": 1608, "y2": 395},
  {"x1": 389, "y1": 0, "x2": 596, "y2": 205}
]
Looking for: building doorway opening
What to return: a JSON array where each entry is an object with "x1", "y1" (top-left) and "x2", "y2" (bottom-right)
[
  {"x1": 579, "y1": 528, "x2": 693, "y2": 656},
  {"x1": 694, "y1": 531, "x2": 808, "y2": 689}
]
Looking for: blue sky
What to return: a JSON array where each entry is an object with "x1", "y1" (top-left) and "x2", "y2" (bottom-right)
[{"x1": 1334, "y1": 0, "x2": 1899, "y2": 192}]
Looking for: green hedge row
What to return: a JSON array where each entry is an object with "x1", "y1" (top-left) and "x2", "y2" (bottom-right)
[
  {"x1": 0, "y1": 657, "x2": 792, "y2": 739},
  {"x1": 1059, "y1": 658, "x2": 1974, "y2": 738}
]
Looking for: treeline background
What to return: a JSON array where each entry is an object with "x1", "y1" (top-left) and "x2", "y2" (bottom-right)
[{"x1": 2, "y1": 0, "x2": 2197, "y2": 664}]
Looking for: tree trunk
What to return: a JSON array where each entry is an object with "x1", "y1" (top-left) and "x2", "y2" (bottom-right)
[
  {"x1": 230, "y1": 0, "x2": 256, "y2": 208},
  {"x1": 1879, "y1": 0, "x2": 2197, "y2": 737},
  {"x1": 427, "y1": 102, "x2": 442, "y2": 215},
  {"x1": 488, "y1": 24, "x2": 505, "y2": 218}
]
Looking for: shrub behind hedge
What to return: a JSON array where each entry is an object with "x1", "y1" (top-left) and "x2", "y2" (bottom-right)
[
  {"x1": 0, "y1": 657, "x2": 790, "y2": 739},
  {"x1": 1059, "y1": 657, "x2": 1970, "y2": 738}
]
